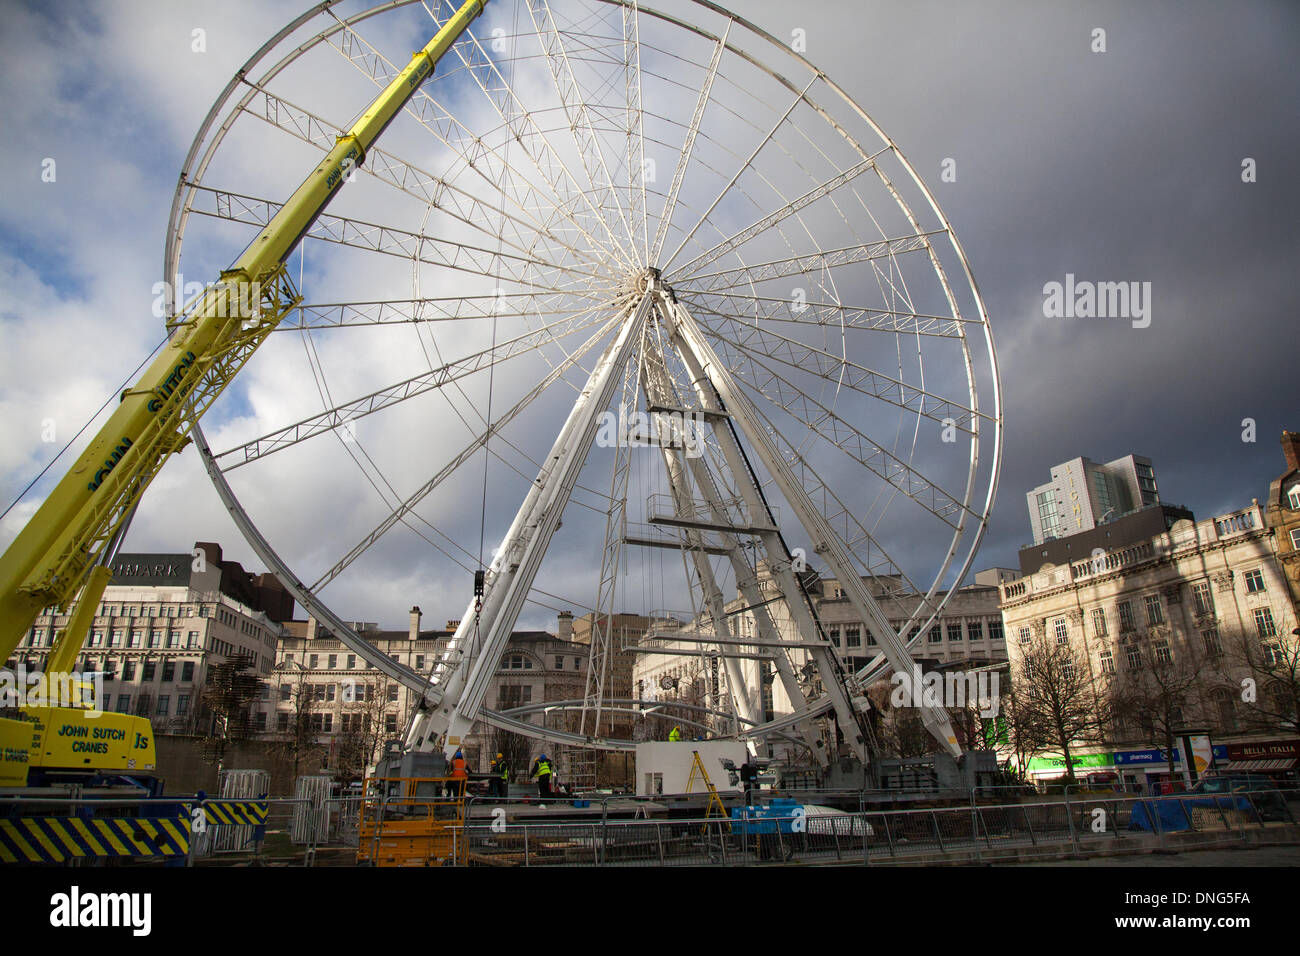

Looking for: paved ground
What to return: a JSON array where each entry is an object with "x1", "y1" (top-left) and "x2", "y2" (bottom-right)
[{"x1": 1005, "y1": 843, "x2": 1300, "y2": 866}]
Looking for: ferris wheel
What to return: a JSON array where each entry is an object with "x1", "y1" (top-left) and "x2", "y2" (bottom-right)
[{"x1": 166, "y1": 0, "x2": 1002, "y2": 764}]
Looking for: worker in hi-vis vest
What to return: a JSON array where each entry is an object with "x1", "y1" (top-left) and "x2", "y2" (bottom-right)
[
  {"x1": 490, "y1": 752, "x2": 509, "y2": 798},
  {"x1": 668, "y1": 725, "x2": 682, "y2": 742},
  {"x1": 450, "y1": 749, "x2": 469, "y2": 797},
  {"x1": 531, "y1": 753, "x2": 553, "y2": 797}
]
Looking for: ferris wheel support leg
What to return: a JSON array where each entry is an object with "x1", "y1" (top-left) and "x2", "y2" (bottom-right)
[
  {"x1": 639, "y1": 342, "x2": 765, "y2": 735},
  {"x1": 665, "y1": 298, "x2": 963, "y2": 761},
  {"x1": 642, "y1": 334, "x2": 826, "y2": 764},
  {"x1": 407, "y1": 293, "x2": 652, "y2": 757}
]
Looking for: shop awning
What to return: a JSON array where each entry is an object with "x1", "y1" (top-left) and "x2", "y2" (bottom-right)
[{"x1": 1219, "y1": 758, "x2": 1298, "y2": 772}]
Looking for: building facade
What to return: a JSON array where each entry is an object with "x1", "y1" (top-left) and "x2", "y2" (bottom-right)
[
  {"x1": 5, "y1": 541, "x2": 291, "y2": 734},
  {"x1": 1264, "y1": 430, "x2": 1300, "y2": 620},
  {"x1": 1026, "y1": 454, "x2": 1161, "y2": 544},
  {"x1": 1000, "y1": 502, "x2": 1298, "y2": 787},
  {"x1": 260, "y1": 608, "x2": 590, "y2": 780}
]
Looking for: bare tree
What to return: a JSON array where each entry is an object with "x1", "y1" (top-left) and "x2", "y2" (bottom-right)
[
  {"x1": 197, "y1": 653, "x2": 265, "y2": 769},
  {"x1": 1111, "y1": 631, "x2": 1209, "y2": 777},
  {"x1": 1215, "y1": 623, "x2": 1300, "y2": 738},
  {"x1": 335, "y1": 676, "x2": 392, "y2": 783},
  {"x1": 1015, "y1": 633, "x2": 1113, "y2": 783}
]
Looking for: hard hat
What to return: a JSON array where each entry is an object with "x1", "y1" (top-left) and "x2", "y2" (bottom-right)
[{"x1": 497, "y1": 752, "x2": 503, "y2": 758}]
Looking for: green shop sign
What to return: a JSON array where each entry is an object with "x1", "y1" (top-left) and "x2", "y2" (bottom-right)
[{"x1": 1027, "y1": 753, "x2": 1114, "y2": 771}]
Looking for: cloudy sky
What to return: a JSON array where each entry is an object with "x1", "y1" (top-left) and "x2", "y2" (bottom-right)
[{"x1": 1, "y1": 0, "x2": 1297, "y2": 634}]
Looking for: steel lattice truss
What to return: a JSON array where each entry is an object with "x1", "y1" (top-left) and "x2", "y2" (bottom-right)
[{"x1": 166, "y1": 0, "x2": 1002, "y2": 765}]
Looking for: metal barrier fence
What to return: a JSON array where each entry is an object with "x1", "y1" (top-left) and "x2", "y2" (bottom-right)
[
  {"x1": 454, "y1": 788, "x2": 1300, "y2": 866},
  {"x1": 3, "y1": 787, "x2": 1296, "y2": 866}
]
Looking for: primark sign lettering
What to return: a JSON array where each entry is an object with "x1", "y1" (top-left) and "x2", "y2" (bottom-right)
[{"x1": 109, "y1": 555, "x2": 192, "y2": 585}]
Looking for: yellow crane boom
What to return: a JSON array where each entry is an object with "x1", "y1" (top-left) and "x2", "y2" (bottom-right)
[{"x1": 0, "y1": 0, "x2": 489, "y2": 663}]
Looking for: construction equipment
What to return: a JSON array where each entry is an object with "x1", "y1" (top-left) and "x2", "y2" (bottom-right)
[
  {"x1": 357, "y1": 776, "x2": 467, "y2": 867},
  {"x1": 0, "y1": 0, "x2": 489, "y2": 803}
]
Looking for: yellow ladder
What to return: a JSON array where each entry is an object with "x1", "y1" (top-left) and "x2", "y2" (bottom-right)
[{"x1": 686, "y1": 750, "x2": 728, "y2": 820}]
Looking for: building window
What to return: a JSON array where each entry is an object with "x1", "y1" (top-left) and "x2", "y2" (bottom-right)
[
  {"x1": 1144, "y1": 595, "x2": 1163, "y2": 626},
  {"x1": 348, "y1": 654, "x2": 356, "y2": 669},
  {"x1": 280, "y1": 683, "x2": 291, "y2": 702},
  {"x1": 187, "y1": 631, "x2": 199, "y2": 648},
  {"x1": 1091, "y1": 607, "x2": 1107, "y2": 637},
  {"x1": 1192, "y1": 582, "x2": 1214, "y2": 616},
  {"x1": 1099, "y1": 650, "x2": 1115, "y2": 675},
  {"x1": 328, "y1": 654, "x2": 337, "y2": 669},
  {"x1": 846, "y1": 626, "x2": 861, "y2": 648},
  {"x1": 1117, "y1": 601, "x2": 1135, "y2": 631},
  {"x1": 1062, "y1": 662, "x2": 1078, "y2": 681},
  {"x1": 1244, "y1": 569, "x2": 1266, "y2": 592},
  {"x1": 1291, "y1": 528, "x2": 1300, "y2": 551},
  {"x1": 148, "y1": 630, "x2": 161, "y2": 648},
  {"x1": 116, "y1": 694, "x2": 131, "y2": 713},
  {"x1": 1201, "y1": 628, "x2": 1222, "y2": 656},
  {"x1": 1213, "y1": 689, "x2": 1235, "y2": 731},
  {"x1": 1152, "y1": 640, "x2": 1172, "y2": 665},
  {"x1": 947, "y1": 624, "x2": 963, "y2": 642},
  {"x1": 128, "y1": 630, "x2": 142, "y2": 648},
  {"x1": 255, "y1": 712, "x2": 267, "y2": 731},
  {"x1": 415, "y1": 655, "x2": 424, "y2": 670},
  {"x1": 143, "y1": 662, "x2": 156, "y2": 681},
  {"x1": 1053, "y1": 619, "x2": 1068, "y2": 646},
  {"x1": 968, "y1": 621, "x2": 984, "y2": 641},
  {"x1": 1289, "y1": 485, "x2": 1300, "y2": 510},
  {"x1": 554, "y1": 656, "x2": 564, "y2": 669},
  {"x1": 385, "y1": 714, "x2": 398, "y2": 733},
  {"x1": 177, "y1": 694, "x2": 190, "y2": 716},
  {"x1": 181, "y1": 661, "x2": 194, "y2": 682},
  {"x1": 167, "y1": 631, "x2": 180, "y2": 648},
  {"x1": 1253, "y1": 607, "x2": 1278, "y2": 639},
  {"x1": 988, "y1": 620, "x2": 1003, "y2": 642},
  {"x1": 309, "y1": 654, "x2": 319, "y2": 668},
  {"x1": 1125, "y1": 647, "x2": 1142, "y2": 671},
  {"x1": 388, "y1": 685, "x2": 399, "y2": 702},
  {"x1": 122, "y1": 661, "x2": 136, "y2": 680},
  {"x1": 928, "y1": 625, "x2": 942, "y2": 643},
  {"x1": 156, "y1": 695, "x2": 170, "y2": 716},
  {"x1": 1263, "y1": 642, "x2": 1284, "y2": 667},
  {"x1": 110, "y1": 629, "x2": 124, "y2": 647},
  {"x1": 90, "y1": 630, "x2": 103, "y2": 646},
  {"x1": 1018, "y1": 626, "x2": 1032, "y2": 644},
  {"x1": 277, "y1": 712, "x2": 290, "y2": 732},
  {"x1": 828, "y1": 627, "x2": 841, "y2": 647}
]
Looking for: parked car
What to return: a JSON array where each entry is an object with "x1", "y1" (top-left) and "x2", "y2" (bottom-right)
[{"x1": 1188, "y1": 774, "x2": 1291, "y2": 821}]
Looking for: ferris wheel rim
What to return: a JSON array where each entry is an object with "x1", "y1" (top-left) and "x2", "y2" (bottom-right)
[{"x1": 164, "y1": 0, "x2": 1002, "y2": 752}]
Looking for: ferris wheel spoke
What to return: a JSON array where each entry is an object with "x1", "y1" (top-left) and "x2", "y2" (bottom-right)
[
  {"x1": 696, "y1": 312, "x2": 984, "y2": 432},
  {"x1": 312, "y1": 311, "x2": 622, "y2": 591},
  {"x1": 662, "y1": 74, "x2": 816, "y2": 273},
  {"x1": 325, "y1": 15, "x2": 627, "y2": 269},
  {"x1": 649, "y1": 19, "x2": 730, "y2": 266},
  {"x1": 185, "y1": 184, "x2": 608, "y2": 292},
  {"x1": 671, "y1": 150, "x2": 888, "y2": 280},
  {"x1": 214, "y1": 305, "x2": 616, "y2": 469},
  {"x1": 238, "y1": 84, "x2": 602, "y2": 275},
  {"x1": 525, "y1": 0, "x2": 640, "y2": 264},
  {"x1": 708, "y1": 336, "x2": 975, "y2": 529},
  {"x1": 678, "y1": 289, "x2": 969, "y2": 339},
  {"x1": 622, "y1": 0, "x2": 649, "y2": 265},
  {"x1": 742, "y1": 397, "x2": 931, "y2": 588},
  {"x1": 673, "y1": 230, "x2": 942, "y2": 293},
  {"x1": 273, "y1": 292, "x2": 602, "y2": 332}
]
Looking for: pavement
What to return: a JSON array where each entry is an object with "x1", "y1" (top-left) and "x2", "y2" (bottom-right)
[{"x1": 1004, "y1": 843, "x2": 1300, "y2": 866}]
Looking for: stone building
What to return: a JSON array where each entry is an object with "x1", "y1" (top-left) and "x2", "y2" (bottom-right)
[{"x1": 5, "y1": 540, "x2": 291, "y2": 735}]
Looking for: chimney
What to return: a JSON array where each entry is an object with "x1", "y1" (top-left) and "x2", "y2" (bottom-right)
[
  {"x1": 409, "y1": 606, "x2": 422, "y2": 641},
  {"x1": 1283, "y1": 431, "x2": 1300, "y2": 473},
  {"x1": 557, "y1": 611, "x2": 574, "y2": 642},
  {"x1": 446, "y1": 619, "x2": 461, "y2": 631},
  {"x1": 306, "y1": 616, "x2": 318, "y2": 641}
]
